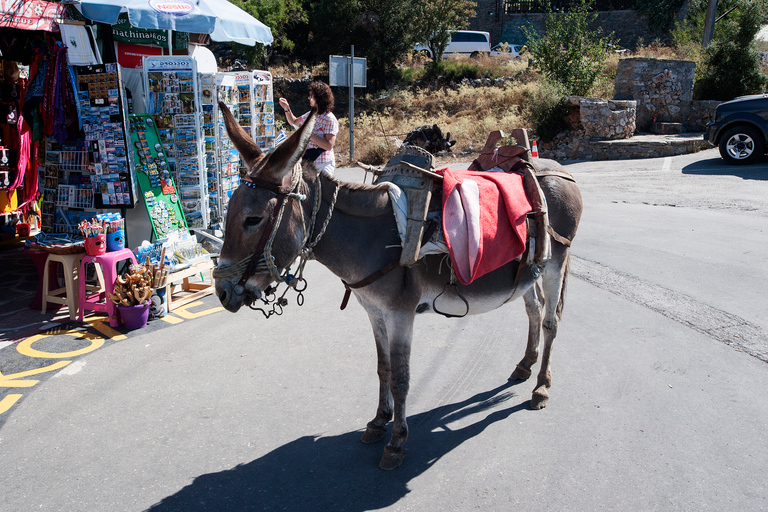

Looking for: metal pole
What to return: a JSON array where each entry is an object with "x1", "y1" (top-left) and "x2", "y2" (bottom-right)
[
  {"x1": 702, "y1": 0, "x2": 718, "y2": 48},
  {"x1": 349, "y1": 45, "x2": 354, "y2": 163}
]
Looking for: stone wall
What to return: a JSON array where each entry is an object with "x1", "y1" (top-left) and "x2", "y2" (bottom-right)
[
  {"x1": 683, "y1": 100, "x2": 720, "y2": 131},
  {"x1": 613, "y1": 58, "x2": 697, "y2": 131},
  {"x1": 578, "y1": 98, "x2": 637, "y2": 140}
]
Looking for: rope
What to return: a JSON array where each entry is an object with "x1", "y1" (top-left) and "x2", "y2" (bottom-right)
[{"x1": 212, "y1": 255, "x2": 252, "y2": 280}]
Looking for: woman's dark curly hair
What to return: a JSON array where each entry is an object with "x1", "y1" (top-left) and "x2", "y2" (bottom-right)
[{"x1": 309, "y1": 81, "x2": 334, "y2": 114}]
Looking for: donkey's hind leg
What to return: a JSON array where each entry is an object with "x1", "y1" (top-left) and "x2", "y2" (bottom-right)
[
  {"x1": 361, "y1": 313, "x2": 393, "y2": 444},
  {"x1": 530, "y1": 254, "x2": 570, "y2": 410},
  {"x1": 509, "y1": 283, "x2": 544, "y2": 382}
]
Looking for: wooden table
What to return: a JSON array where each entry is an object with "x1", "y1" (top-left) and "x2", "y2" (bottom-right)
[{"x1": 163, "y1": 259, "x2": 215, "y2": 312}]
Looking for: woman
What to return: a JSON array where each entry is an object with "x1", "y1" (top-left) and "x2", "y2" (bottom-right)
[{"x1": 278, "y1": 81, "x2": 339, "y2": 176}]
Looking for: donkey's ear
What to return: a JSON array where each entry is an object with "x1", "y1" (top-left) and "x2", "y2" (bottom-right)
[
  {"x1": 252, "y1": 108, "x2": 317, "y2": 183},
  {"x1": 218, "y1": 101, "x2": 263, "y2": 169}
]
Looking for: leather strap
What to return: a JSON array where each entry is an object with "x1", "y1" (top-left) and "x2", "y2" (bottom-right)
[
  {"x1": 237, "y1": 194, "x2": 286, "y2": 287},
  {"x1": 535, "y1": 169, "x2": 576, "y2": 182},
  {"x1": 548, "y1": 225, "x2": 572, "y2": 247},
  {"x1": 340, "y1": 259, "x2": 401, "y2": 310},
  {"x1": 242, "y1": 175, "x2": 293, "y2": 195}
]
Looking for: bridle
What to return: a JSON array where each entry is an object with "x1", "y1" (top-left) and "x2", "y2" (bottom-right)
[{"x1": 212, "y1": 162, "x2": 339, "y2": 318}]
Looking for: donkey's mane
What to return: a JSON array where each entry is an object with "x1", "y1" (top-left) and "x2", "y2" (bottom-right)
[{"x1": 306, "y1": 166, "x2": 393, "y2": 218}]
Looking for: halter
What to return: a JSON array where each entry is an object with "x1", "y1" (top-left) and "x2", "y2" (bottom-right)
[{"x1": 212, "y1": 162, "x2": 339, "y2": 318}]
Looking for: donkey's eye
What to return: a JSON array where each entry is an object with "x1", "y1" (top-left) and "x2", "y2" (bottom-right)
[{"x1": 244, "y1": 216, "x2": 263, "y2": 227}]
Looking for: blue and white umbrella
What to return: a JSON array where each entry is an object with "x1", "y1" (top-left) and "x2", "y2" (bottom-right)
[{"x1": 76, "y1": 0, "x2": 273, "y2": 46}]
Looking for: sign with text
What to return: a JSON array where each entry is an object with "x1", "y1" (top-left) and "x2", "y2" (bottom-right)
[
  {"x1": 110, "y1": 13, "x2": 189, "y2": 50},
  {"x1": 329, "y1": 55, "x2": 367, "y2": 88},
  {"x1": 0, "y1": 0, "x2": 64, "y2": 32}
]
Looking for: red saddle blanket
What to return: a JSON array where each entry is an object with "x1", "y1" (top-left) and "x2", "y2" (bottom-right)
[{"x1": 440, "y1": 168, "x2": 532, "y2": 285}]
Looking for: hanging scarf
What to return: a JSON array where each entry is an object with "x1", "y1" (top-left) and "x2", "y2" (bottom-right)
[
  {"x1": 9, "y1": 81, "x2": 29, "y2": 191},
  {"x1": 42, "y1": 42, "x2": 64, "y2": 136}
]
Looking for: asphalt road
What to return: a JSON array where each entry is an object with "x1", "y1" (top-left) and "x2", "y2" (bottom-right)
[{"x1": 1, "y1": 148, "x2": 767, "y2": 511}]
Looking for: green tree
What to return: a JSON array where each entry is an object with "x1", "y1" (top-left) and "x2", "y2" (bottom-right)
[
  {"x1": 635, "y1": 0, "x2": 688, "y2": 32},
  {"x1": 694, "y1": 0, "x2": 768, "y2": 100},
  {"x1": 414, "y1": 0, "x2": 477, "y2": 68},
  {"x1": 227, "y1": 0, "x2": 307, "y2": 65},
  {"x1": 297, "y1": 0, "x2": 359, "y2": 63},
  {"x1": 350, "y1": 0, "x2": 423, "y2": 87},
  {"x1": 523, "y1": 0, "x2": 613, "y2": 96}
]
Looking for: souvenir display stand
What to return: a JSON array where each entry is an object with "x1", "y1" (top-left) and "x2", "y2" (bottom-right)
[
  {"x1": 76, "y1": 64, "x2": 137, "y2": 209},
  {"x1": 198, "y1": 72, "x2": 220, "y2": 228},
  {"x1": 39, "y1": 64, "x2": 137, "y2": 236},
  {"x1": 128, "y1": 114, "x2": 187, "y2": 239},
  {"x1": 204, "y1": 72, "x2": 243, "y2": 229},
  {"x1": 251, "y1": 70, "x2": 275, "y2": 151},
  {"x1": 143, "y1": 56, "x2": 208, "y2": 229},
  {"x1": 202, "y1": 70, "x2": 274, "y2": 232}
]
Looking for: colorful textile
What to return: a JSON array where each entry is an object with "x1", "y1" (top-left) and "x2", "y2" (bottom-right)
[{"x1": 441, "y1": 168, "x2": 532, "y2": 285}]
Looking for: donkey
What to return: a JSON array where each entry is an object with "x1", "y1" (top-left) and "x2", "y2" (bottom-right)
[{"x1": 214, "y1": 103, "x2": 583, "y2": 470}]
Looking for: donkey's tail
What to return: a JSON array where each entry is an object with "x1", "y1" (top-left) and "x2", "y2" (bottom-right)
[{"x1": 555, "y1": 253, "x2": 569, "y2": 322}]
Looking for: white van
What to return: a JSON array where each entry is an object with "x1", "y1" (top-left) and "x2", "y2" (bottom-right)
[{"x1": 414, "y1": 30, "x2": 492, "y2": 58}]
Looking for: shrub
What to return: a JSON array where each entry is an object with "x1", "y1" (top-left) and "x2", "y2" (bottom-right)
[
  {"x1": 524, "y1": 81, "x2": 570, "y2": 142},
  {"x1": 523, "y1": 0, "x2": 613, "y2": 96},
  {"x1": 358, "y1": 140, "x2": 396, "y2": 165}
]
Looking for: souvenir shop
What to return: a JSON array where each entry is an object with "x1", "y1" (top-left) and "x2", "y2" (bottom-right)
[{"x1": 0, "y1": 0, "x2": 275, "y2": 328}]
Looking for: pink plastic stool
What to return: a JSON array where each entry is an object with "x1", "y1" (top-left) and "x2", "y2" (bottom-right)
[{"x1": 78, "y1": 248, "x2": 138, "y2": 327}]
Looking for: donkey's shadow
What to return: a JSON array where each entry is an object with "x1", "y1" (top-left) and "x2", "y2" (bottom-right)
[{"x1": 148, "y1": 382, "x2": 528, "y2": 512}]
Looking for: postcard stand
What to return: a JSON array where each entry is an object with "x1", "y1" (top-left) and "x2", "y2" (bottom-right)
[{"x1": 143, "y1": 56, "x2": 208, "y2": 230}]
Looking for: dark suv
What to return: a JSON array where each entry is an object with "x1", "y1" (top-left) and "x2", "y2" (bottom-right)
[{"x1": 705, "y1": 94, "x2": 768, "y2": 165}]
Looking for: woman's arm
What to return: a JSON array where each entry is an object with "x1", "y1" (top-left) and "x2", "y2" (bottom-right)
[{"x1": 310, "y1": 132, "x2": 336, "y2": 151}]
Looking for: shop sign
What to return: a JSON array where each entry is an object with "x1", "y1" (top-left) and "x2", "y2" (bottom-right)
[
  {"x1": 0, "y1": 0, "x2": 65, "y2": 32},
  {"x1": 117, "y1": 42, "x2": 163, "y2": 69},
  {"x1": 111, "y1": 13, "x2": 189, "y2": 50}
]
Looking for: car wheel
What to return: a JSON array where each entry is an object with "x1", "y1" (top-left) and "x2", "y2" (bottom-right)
[{"x1": 718, "y1": 126, "x2": 765, "y2": 165}]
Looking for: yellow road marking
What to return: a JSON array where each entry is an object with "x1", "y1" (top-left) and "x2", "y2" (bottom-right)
[
  {"x1": 171, "y1": 301, "x2": 224, "y2": 319},
  {"x1": 0, "y1": 361, "x2": 72, "y2": 388},
  {"x1": 17, "y1": 330, "x2": 105, "y2": 359},
  {"x1": 0, "y1": 394, "x2": 23, "y2": 414},
  {"x1": 85, "y1": 317, "x2": 127, "y2": 340},
  {"x1": 161, "y1": 314, "x2": 184, "y2": 324}
]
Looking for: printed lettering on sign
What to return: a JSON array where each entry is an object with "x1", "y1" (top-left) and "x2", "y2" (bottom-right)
[{"x1": 148, "y1": 0, "x2": 195, "y2": 15}]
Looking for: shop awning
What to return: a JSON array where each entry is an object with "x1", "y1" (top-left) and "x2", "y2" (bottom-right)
[
  {"x1": 74, "y1": 0, "x2": 273, "y2": 47},
  {"x1": 0, "y1": 0, "x2": 65, "y2": 32}
]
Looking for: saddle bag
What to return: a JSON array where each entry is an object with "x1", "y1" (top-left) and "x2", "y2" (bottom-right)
[
  {"x1": 468, "y1": 131, "x2": 551, "y2": 266},
  {"x1": 375, "y1": 145, "x2": 436, "y2": 266}
]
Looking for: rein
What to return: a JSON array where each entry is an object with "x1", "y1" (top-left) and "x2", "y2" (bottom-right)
[{"x1": 212, "y1": 163, "x2": 339, "y2": 318}]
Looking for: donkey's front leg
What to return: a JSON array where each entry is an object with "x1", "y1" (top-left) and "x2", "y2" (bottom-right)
[
  {"x1": 379, "y1": 312, "x2": 414, "y2": 470},
  {"x1": 361, "y1": 314, "x2": 392, "y2": 444}
]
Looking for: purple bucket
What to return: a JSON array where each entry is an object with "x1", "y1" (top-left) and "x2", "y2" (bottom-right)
[{"x1": 118, "y1": 303, "x2": 150, "y2": 330}]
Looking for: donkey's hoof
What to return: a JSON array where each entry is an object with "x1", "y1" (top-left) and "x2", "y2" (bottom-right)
[
  {"x1": 530, "y1": 389, "x2": 549, "y2": 410},
  {"x1": 379, "y1": 447, "x2": 405, "y2": 470},
  {"x1": 361, "y1": 426, "x2": 387, "y2": 444},
  {"x1": 509, "y1": 365, "x2": 532, "y2": 381}
]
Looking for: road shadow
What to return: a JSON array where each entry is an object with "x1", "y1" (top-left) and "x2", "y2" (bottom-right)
[
  {"x1": 681, "y1": 155, "x2": 768, "y2": 180},
  {"x1": 147, "y1": 381, "x2": 528, "y2": 512}
]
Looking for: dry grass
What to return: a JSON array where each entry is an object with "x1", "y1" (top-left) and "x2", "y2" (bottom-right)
[
  {"x1": 335, "y1": 82, "x2": 535, "y2": 165},
  {"x1": 272, "y1": 43, "x2": 758, "y2": 166},
  {"x1": 332, "y1": 56, "x2": 538, "y2": 166}
]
